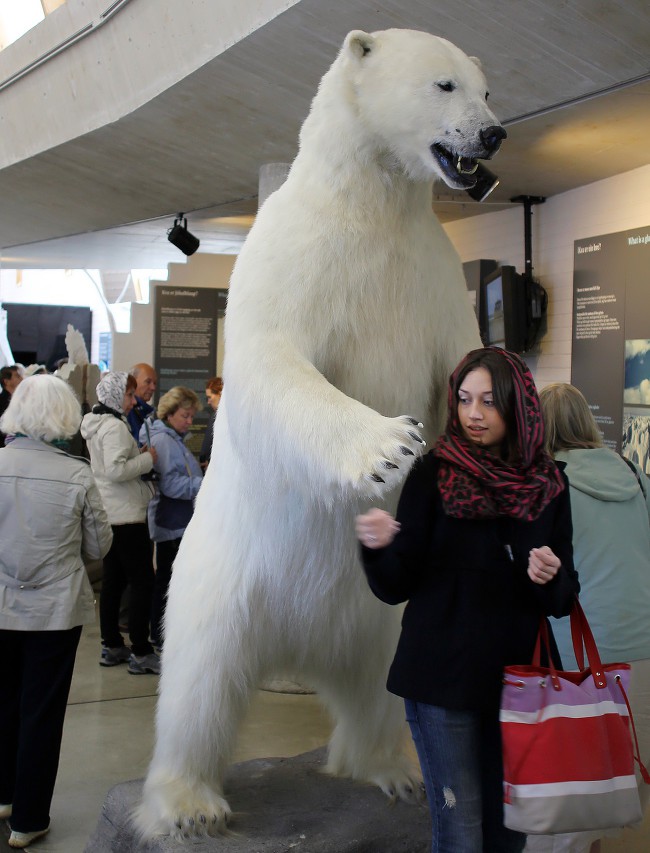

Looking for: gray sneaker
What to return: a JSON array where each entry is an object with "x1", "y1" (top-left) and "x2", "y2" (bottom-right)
[
  {"x1": 128, "y1": 652, "x2": 161, "y2": 675},
  {"x1": 100, "y1": 645, "x2": 131, "y2": 667}
]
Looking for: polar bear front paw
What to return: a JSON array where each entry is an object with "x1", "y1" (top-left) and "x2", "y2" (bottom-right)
[{"x1": 361, "y1": 414, "x2": 425, "y2": 492}]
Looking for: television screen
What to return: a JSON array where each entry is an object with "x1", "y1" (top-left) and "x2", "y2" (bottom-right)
[
  {"x1": 485, "y1": 276, "x2": 505, "y2": 348},
  {"x1": 482, "y1": 265, "x2": 529, "y2": 353}
]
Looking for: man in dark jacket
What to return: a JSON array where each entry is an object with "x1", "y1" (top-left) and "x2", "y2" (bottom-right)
[{"x1": 127, "y1": 362, "x2": 157, "y2": 443}]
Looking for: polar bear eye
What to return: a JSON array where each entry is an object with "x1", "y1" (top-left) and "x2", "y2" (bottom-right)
[
  {"x1": 485, "y1": 91, "x2": 490, "y2": 102},
  {"x1": 437, "y1": 81, "x2": 455, "y2": 93}
]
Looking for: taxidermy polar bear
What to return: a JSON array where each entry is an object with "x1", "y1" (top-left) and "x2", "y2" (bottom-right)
[{"x1": 137, "y1": 27, "x2": 505, "y2": 839}]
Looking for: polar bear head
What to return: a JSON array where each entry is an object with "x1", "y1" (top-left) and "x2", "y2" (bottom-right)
[{"x1": 330, "y1": 28, "x2": 506, "y2": 187}]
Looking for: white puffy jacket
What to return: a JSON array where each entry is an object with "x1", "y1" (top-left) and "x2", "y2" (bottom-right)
[{"x1": 81, "y1": 410, "x2": 155, "y2": 524}]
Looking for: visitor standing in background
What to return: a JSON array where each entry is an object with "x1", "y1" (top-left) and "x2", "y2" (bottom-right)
[
  {"x1": 199, "y1": 376, "x2": 223, "y2": 469},
  {"x1": 127, "y1": 362, "x2": 158, "y2": 443},
  {"x1": 531, "y1": 382, "x2": 650, "y2": 853},
  {"x1": 81, "y1": 372, "x2": 161, "y2": 675},
  {"x1": 142, "y1": 386, "x2": 203, "y2": 652},
  {"x1": 0, "y1": 365, "x2": 23, "y2": 448},
  {"x1": 0, "y1": 375, "x2": 112, "y2": 849}
]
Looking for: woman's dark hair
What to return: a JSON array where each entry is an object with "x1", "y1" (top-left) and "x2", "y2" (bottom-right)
[
  {"x1": 0, "y1": 365, "x2": 20, "y2": 388},
  {"x1": 452, "y1": 348, "x2": 519, "y2": 462}
]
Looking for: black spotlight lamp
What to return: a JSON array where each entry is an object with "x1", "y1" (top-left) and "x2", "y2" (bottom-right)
[
  {"x1": 465, "y1": 163, "x2": 500, "y2": 203},
  {"x1": 167, "y1": 213, "x2": 200, "y2": 256}
]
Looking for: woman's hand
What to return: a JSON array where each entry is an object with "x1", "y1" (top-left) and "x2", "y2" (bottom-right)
[
  {"x1": 355, "y1": 508, "x2": 400, "y2": 549},
  {"x1": 142, "y1": 444, "x2": 158, "y2": 465},
  {"x1": 527, "y1": 546, "x2": 560, "y2": 585}
]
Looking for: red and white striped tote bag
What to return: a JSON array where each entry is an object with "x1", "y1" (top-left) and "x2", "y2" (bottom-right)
[{"x1": 500, "y1": 599, "x2": 649, "y2": 834}]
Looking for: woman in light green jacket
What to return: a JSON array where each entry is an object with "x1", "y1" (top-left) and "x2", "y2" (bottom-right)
[
  {"x1": 532, "y1": 383, "x2": 650, "y2": 853},
  {"x1": 0, "y1": 375, "x2": 112, "y2": 849}
]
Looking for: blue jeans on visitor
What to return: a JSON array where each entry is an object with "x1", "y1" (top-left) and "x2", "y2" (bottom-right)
[{"x1": 405, "y1": 699, "x2": 526, "y2": 853}]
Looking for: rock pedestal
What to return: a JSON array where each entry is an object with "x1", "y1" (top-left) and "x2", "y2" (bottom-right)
[{"x1": 85, "y1": 748, "x2": 430, "y2": 852}]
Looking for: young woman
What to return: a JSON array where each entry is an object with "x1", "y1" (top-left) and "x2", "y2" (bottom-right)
[
  {"x1": 142, "y1": 386, "x2": 203, "y2": 651},
  {"x1": 355, "y1": 347, "x2": 579, "y2": 853},
  {"x1": 532, "y1": 382, "x2": 650, "y2": 853},
  {"x1": 81, "y1": 372, "x2": 160, "y2": 674},
  {"x1": 0, "y1": 375, "x2": 113, "y2": 848}
]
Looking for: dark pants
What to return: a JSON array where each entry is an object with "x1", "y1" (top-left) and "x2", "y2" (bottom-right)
[
  {"x1": 0, "y1": 626, "x2": 82, "y2": 833},
  {"x1": 150, "y1": 538, "x2": 181, "y2": 648},
  {"x1": 99, "y1": 522, "x2": 154, "y2": 656},
  {"x1": 405, "y1": 699, "x2": 526, "y2": 853}
]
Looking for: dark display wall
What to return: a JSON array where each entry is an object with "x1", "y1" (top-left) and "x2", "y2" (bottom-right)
[
  {"x1": 572, "y1": 225, "x2": 650, "y2": 470},
  {"x1": 3, "y1": 303, "x2": 92, "y2": 371}
]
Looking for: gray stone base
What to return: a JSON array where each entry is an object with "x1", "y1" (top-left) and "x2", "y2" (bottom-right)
[{"x1": 85, "y1": 747, "x2": 431, "y2": 852}]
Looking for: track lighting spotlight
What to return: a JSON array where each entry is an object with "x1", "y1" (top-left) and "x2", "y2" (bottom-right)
[
  {"x1": 167, "y1": 214, "x2": 200, "y2": 256},
  {"x1": 465, "y1": 163, "x2": 500, "y2": 203}
]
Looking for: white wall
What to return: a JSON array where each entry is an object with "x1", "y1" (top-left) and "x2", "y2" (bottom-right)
[{"x1": 444, "y1": 164, "x2": 650, "y2": 388}]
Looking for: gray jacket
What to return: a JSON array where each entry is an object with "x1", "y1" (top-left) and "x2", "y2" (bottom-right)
[{"x1": 0, "y1": 437, "x2": 113, "y2": 631}]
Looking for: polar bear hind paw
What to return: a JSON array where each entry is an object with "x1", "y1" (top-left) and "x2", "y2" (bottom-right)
[
  {"x1": 134, "y1": 779, "x2": 232, "y2": 841},
  {"x1": 368, "y1": 764, "x2": 425, "y2": 805}
]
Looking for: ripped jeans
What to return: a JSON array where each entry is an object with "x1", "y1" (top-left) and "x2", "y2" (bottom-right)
[{"x1": 405, "y1": 700, "x2": 526, "y2": 853}]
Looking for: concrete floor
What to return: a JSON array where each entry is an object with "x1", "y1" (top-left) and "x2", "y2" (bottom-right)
[{"x1": 1, "y1": 608, "x2": 648, "y2": 852}]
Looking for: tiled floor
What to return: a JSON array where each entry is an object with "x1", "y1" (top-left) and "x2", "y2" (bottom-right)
[{"x1": 1, "y1": 608, "x2": 648, "y2": 852}]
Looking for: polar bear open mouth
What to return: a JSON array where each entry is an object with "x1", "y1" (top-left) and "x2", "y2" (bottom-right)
[{"x1": 430, "y1": 143, "x2": 480, "y2": 188}]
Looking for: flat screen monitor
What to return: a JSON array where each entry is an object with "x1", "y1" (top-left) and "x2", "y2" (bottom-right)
[{"x1": 482, "y1": 265, "x2": 529, "y2": 353}]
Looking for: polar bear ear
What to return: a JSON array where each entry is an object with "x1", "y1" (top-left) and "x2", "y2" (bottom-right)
[
  {"x1": 345, "y1": 30, "x2": 376, "y2": 59},
  {"x1": 469, "y1": 56, "x2": 483, "y2": 70}
]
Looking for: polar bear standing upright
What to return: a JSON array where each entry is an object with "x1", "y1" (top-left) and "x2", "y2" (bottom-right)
[{"x1": 137, "y1": 28, "x2": 505, "y2": 839}]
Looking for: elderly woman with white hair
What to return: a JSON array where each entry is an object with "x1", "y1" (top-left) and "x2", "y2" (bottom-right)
[
  {"x1": 0, "y1": 375, "x2": 113, "y2": 849},
  {"x1": 81, "y1": 371, "x2": 160, "y2": 675}
]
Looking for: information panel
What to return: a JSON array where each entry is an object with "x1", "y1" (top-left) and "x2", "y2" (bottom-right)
[
  {"x1": 572, "y1": 226, "x2": 650, "y2": 469},
  {"x1": 154, "y1": 286, "x2": 227, "y2": 457}
]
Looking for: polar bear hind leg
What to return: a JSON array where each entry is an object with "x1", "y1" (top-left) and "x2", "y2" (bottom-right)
[
  {"x1": 311, "y1": 602, "x2": 423, "y2": 802},
  {"x1": 321, "y1": 675, "x2": 422, "y2": 802}
]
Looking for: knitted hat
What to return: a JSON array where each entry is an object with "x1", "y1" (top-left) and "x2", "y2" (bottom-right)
[{"x1": 96, "y1": 372, "x2": 128, "y2": 413}]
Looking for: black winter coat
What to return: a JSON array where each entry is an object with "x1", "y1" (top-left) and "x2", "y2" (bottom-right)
[{"x1": 361, "y1": 453, "x2": 578, "y2": 713}]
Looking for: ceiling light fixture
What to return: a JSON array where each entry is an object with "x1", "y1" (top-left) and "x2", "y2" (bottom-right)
[
  {"x1": 465, "y1": 163, "x2": 500, "y2": 203},
  {"x1": 167, "y1": 214, "x2": 200, "y2": 256}
]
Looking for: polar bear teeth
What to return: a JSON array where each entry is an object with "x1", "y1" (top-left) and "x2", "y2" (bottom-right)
[
  {"x1": 456, "y1": 156, "x2": 478, "y2": 175},
  {"x1": 431, "y1": 143, "x2": 478, "y2": 186}
]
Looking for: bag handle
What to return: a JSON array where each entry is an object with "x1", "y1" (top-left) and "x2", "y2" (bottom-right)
[
  {"x1": 532, "y1": 618, "x2": 562, "y2": 690},
  {"x1": 615, "y1": 675, "x2": 650, "y2": 784},
  {"x1": 534, "y1": 597, "x2": 608, "y2": 689},
  {"x1": 569, "y1": 597, "x2": 608, "y2": 687}
]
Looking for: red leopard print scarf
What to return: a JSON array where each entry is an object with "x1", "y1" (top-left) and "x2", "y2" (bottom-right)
[{"x1": 433, "y1": 348, "x2": 564, "y2": 521}]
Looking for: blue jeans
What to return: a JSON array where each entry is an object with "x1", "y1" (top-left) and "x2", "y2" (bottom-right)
[{"x1": 405, "y1": 699, "x2": 526, "y2": 853}]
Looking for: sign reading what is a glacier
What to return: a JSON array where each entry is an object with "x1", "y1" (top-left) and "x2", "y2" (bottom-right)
[{"x1": 572, "y1": 227, "x2": 650, "y2": 471}]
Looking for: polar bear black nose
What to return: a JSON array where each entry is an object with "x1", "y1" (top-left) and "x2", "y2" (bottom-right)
[{"x1": 480, "y1": 125, "x2": 507, "y2": 154}]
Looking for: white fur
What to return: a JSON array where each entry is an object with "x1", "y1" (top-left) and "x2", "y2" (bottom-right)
[{"x1": 136, "y1": 28, "x2": 498, "y2": 840}]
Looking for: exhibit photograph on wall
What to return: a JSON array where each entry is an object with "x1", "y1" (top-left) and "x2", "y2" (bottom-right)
[{"x1": 571, "y1": 225, "x2": 650, "y2": 471}]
